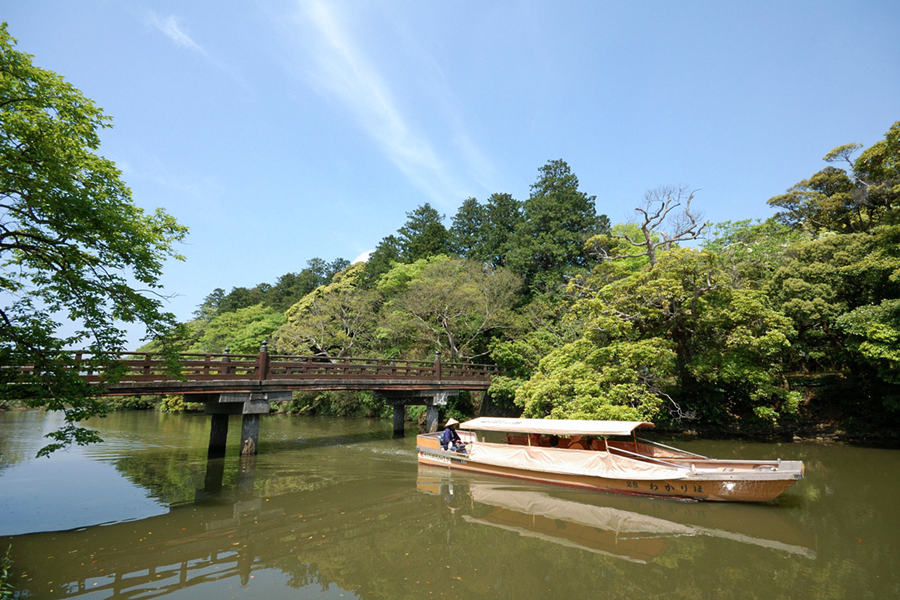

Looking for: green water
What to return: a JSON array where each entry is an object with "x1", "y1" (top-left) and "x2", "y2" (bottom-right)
[{"x1": 1, "y1": 410, "x2": 898, "y2": 599}]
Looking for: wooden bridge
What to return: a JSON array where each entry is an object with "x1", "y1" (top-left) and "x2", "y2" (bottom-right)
[{"x1": 31, "y1": 342, "x2": 496, "y2": 456}]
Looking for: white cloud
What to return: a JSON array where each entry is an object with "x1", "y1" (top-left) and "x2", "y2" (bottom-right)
[
  {"x1": 352, "y1": 251, "x2": 372, "y2": 264},
  {"x1": 144, "y1": 11, "x2": 246, "y2": 87},
  {"x1": 289, "y1": 0, "x2": 473, "y2": 209},
  {"x1": 148, "y1": 13, "x2": 209, "y2": 57}
]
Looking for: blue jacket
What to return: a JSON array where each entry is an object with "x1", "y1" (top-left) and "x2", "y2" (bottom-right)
[{"x1": 441, "y1": 426, "x2": 461, "y2": 450}]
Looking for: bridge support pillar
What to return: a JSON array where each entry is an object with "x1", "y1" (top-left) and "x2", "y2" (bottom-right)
[
  {"x1": 426, "y1": 404, "x2": 440, "y2": 433},
  {"x1": 208, "y1": 413, "x2": 230, "y2": 458},
  {"x1": 198, "y1": 391, "x2": 290, "y2": 457},
  {"x1": 376, "y1": 389, "x2": 458, "y2": 436},
  {"x1": 240, "y1": 414, "x2": 260, "y2": 455},
  {"x1": 392, "y1": 405, "x2": 405, "y2": 437}
]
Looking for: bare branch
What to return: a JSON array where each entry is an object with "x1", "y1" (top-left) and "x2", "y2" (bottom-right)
[{"x1": 607, "y1": 185, "x2": 709, "y2": 267}]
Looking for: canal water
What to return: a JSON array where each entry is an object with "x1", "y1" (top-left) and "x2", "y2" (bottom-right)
[{"x1": 1, "y1": 410, "x2": 898, "y2": 599}]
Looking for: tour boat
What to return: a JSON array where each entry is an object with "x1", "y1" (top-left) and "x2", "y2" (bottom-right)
[{"x1": 416, "y1": 417, "x2": 804, "y2": 502}]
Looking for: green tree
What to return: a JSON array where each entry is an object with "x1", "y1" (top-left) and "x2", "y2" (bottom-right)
[
  {"x1": 508, "y1": 160, "x2": 608, "y2": 294},
  {"x1": 516, "y1": 248, "x2": 799, "y2": 425},
  {"x1": 450, "y1": 193, "x2": 524, "y2": 267},
  {"x1": 701, "y1": 219, "x2": 803, "y2": 287},
  {"x1": 481, "y1": 192, "x2": 524, "y2": 267},
  {"x1": 379, "y1": 257, "x2": 521, "y2": 361},
  {"x1": 448, "y1": 197, "x2": 485, "y2": 258},
  {"x1": 193, "y1": 288, "x2": 225, "y2": 322},
  {"x1": 361, "y1": 234, "x2": 402, "y2": 287},
  {"x1": 397, "y1": 203, "x2": 449, "y2": 261},
  {"x1": 218, "y1": 285, "x2": 265, "y2": 314},
  {"x1": 0, "y1": 24, "x2": 187, "y2": 454},
  {"x1": 191, "y1": 303, "x2": 283, "y2": 355},
  {"x1": 274, "y1": 263, "x2": 379, "y2": 358},
  {"x1": 768, "y1": 121, "x2": 900, "y2": 235}
]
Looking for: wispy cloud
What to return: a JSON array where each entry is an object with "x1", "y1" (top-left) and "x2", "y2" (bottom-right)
[
  {"x1": 291, "y1": 0, "x2": 473, "y2": 209},
  {"x1": 148, "y1": 13, "x2": 209, "y2": 57},
  {"x1": 145, "y1": 11, "x2": 246, "y2": 87}
]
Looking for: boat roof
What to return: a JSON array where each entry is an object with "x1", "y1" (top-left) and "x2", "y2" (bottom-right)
[{"x1": 459, "y1": 417, "x2": 654, "y2": 436}]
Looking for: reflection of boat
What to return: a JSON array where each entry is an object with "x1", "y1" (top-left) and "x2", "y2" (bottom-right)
[
  {"x1": 417, "y1": 466, "x2": 817, "y2": 562},
  {"x1": 417, "y1": 418, "x2": 804, "y2": 502}
]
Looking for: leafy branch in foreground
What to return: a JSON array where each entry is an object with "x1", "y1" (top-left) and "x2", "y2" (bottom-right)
[{"x1": 0, "y1": 23, "x2": 187, "y2": 455}]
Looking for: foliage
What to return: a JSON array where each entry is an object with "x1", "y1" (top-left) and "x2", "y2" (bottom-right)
[
  {"x1": 768, "y1": 120, "x2": 900, "y2": 235},
  {"x1": 374, "y1": 255, "x2": 448, "y2": 298},
  {"x1": 0, "y1": 24, "x2": 187, "y2": 454},
  {"x1": 488, "y1": 295, "x2": 584, "y2": 405},
  {"x1": 274, "y1": 262, "x2": 379, "y2": 357},
  {"x1": 519, "y1": 247, "x2": 800, "y2": 426},
  {"x1": 702, "y1": 219, "x2": 803, "y2": 286},
  {"x1": 379, "y1": 257, "x2": 521, "y2": 360},
  {"x1": 767, "y1": 228, "x2": 900, "y2": 373},
  {"x1": 507, "y1": 159, "x2": 609, "y2": 294},
  {"x1": 516, "y1": 337, "x2": 673, "y2": 421},
  {"x1": 157, "y1": 395, "x2": 203, "y2": 413},
  {"x1": 397, "y1": 203, "x2": 449, "y2": 262},
  {"x1": 209, "y1": 257, "x2": 350, "y2": 317},
  {"x1": 449, "y1": 192, "x2": 523, "y2": 267},
  {"x1": 191, "y1": 302, "x2": 283, "y2": 354},
  {"x1": 448, "y1": 197, "x2": 484, "y2": 257},
  {"x1": 837, "y1": 299, "x2": 900, "y2": 385},
  {"x1": 105, "y1": 395, "x2": 157, "y2": 410},
  {"x1": 360, "y1": 235, "x2": 402, "y2": 287}
]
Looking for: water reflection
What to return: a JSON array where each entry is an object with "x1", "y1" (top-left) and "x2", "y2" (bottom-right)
[
  {"x1": 417, "y1": 466, "x2": 817, "y2": 564},
  {"x1": 7, "y1": 455, "x2": 386, "y2": 598},
  {"x1": 4, "y1": 411, "x2": 900, "y2": 600}
]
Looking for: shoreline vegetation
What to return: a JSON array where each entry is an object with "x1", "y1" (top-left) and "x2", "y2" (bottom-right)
[
  {"x1": 126, "y1": 122, "x2": 899, "y2": 449},
  {"x1": 2, "y1": 27, "x2": 897, "y2": 451},
  {"x1": 3, "y1": 385, "x2": 898, "y2": 447},
  {"x1": 5, "y1": 124, "x2": 900, "y2": 450}
]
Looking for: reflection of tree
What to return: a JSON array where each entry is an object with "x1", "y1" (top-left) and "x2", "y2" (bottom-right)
[
  {"x1": 8, "y1": 444, "x2": 900, "y2": 600},
  {"x1": 113, "y1": 452, "x2": 206, "y2": 505}
]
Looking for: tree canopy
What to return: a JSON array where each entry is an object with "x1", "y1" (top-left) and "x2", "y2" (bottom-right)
[
  {"x1": 507, "y1": 159, "x2": 609, "y2": 294},
  {"x1": 0, "y1": 24, "x2": 187, "y2": 454}
]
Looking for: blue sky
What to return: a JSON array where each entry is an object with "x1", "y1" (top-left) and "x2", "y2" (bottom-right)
[{"x1": 4, "y1": 1, "x2": 899, "y2": 347}]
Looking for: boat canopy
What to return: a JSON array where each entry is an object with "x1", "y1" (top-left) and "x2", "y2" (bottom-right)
[{"x1": 459, "y1": 417, "x2": 654, "y2": 437}]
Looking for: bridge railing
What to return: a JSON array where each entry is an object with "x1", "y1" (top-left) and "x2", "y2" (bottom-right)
[{"x1": 33, "y1": 350, "x2": 497, "y2": 385}]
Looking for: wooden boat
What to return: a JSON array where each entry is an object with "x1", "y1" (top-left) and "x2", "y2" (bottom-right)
[{"x1": 416, "y1": 417, "x2": 804, "y2": 502}]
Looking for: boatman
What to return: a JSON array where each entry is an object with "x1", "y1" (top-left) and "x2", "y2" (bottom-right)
[{"x1": 441, "y1": 418, "x2": 467, "y2": 453}]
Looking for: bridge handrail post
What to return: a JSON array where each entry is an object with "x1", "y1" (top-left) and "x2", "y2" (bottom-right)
[
  {"x1": 433, "y1": 351, "x2": 441, "y2": 381},
  {"x1": 142, "y1": 353, "x2": 153, "y2": 380},
  {"x1": 257, "y1": 341, "x2": 269, "y2": 382},
  {"x1": 222, "y1": 348, "x2": 232, "y2": 376}
]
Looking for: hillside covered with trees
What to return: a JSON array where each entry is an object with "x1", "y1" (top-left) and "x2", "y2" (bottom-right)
[{"x1": 150, "y1": 126, "x2": 900, "y2": 439}]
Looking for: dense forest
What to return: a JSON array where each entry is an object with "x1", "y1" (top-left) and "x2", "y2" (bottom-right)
[{"x1": 145, "y1": 123, "x2": 900, "y2": 439}]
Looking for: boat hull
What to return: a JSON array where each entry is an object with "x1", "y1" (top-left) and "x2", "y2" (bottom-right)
[{"x1": 416, "y1": 437, "x2": 801, "y2": 503}]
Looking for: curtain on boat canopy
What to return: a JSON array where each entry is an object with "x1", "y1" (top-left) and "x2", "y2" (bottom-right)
[{"x1": 468, "y1": 443, "x2": 687, "y2": 481}]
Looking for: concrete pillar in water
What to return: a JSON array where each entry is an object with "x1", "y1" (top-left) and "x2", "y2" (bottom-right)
[
  {"x1": 240, "y1": 414, "x2": 260, "y2": 455},
  {"x1": 426, "y1": 404, "x2": 440, "y2": 433},
  {"x1": 208, "y1": 413, "x2": 229, "y2": 458},
  {"x1": 393, "y1": 404, "x2": 405, "y2": 437}
]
